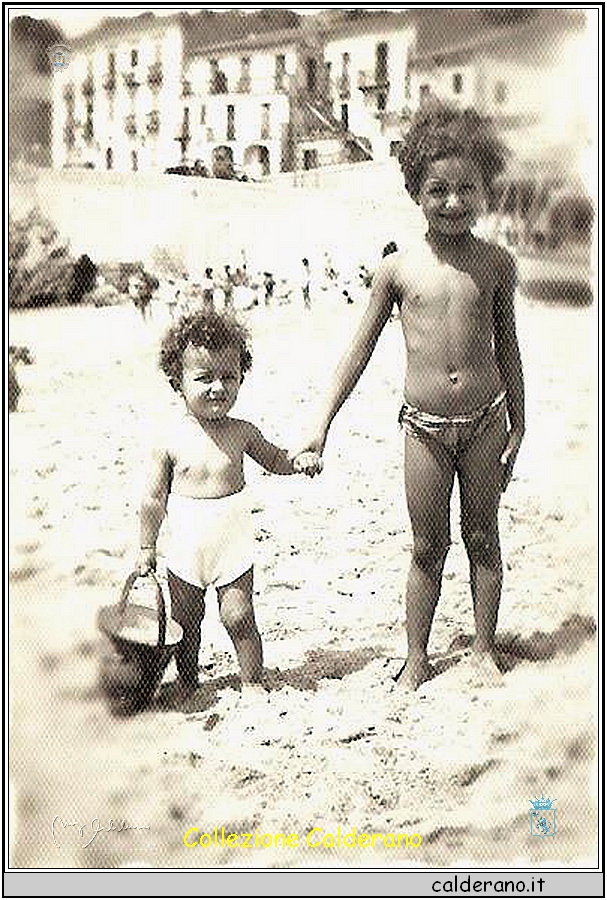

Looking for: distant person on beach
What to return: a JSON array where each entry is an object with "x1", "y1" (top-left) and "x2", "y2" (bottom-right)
[
  {"x1": 137, "y1": 310, "x2": 321, "y2": 705},
  {"x1": 201, "y1": 268, "x2": 214, "y2": 310},
  {"x1": 301, "y1": 258, "x2": 311, "y2": 310},
  {"x1": 295, "y1": 103, "x2": 525, "y2": 691},
  {"x1": 263, "y1": 272, "x2": 275, "y2": 307},
  {"x1": 223, "y1": 265, "x2": 234, "y2": 310}
]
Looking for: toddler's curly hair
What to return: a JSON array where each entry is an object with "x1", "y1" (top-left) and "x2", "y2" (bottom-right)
[
  {"x1": 399, "y1": 100, "x2": 509, "y2": 202},
  {"x1": 159, "y1": 309, "x2": 252, "y2": 392}
]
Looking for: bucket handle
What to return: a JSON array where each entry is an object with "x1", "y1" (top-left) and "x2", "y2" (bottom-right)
[{"x1": 119, "y1": 571, "x2": 167, "y2": 648}]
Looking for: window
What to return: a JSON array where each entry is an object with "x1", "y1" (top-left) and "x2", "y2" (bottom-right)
[
  {"x1": 275, "y1": 54, "x2": 286, "y2": 90},
  {"x1": 376, "y1": 42, "x2": 388, "y2": 84},
  {"x1": 303, "y1": 149, "x2": 318, "y2": 170},
  {"x1": 306, "y1": 57, "x2": 317, "y2": 92},
  {"x1": 239, "y1": 56, "x2": 251, "y2": 92},
  {"x1": 131, "y1": 49, "x2": 138, "y2": 67},
  {"x1": 131, "y1": 150, "x2": 138, "y2": 172},
  {"x1": 342, "y1": 52, "x2": 350, "y2": 69},
  {"x1": 419, "y1": 84, "x2": 431, "y2": 103},
  {"x1": 341, "y1": 103, "x2": 349, "y2": 130},
  {"x1": 260, "y1": 103, "x2": 270, "y2": 140},
  {"x1": 404, "y1": 72, "x2": 411, "y2": 100},
  {"x1": 200, "y1": 104, "x2": 206, "y2": 125},
  {"x1": 377, "y1": 92, "x2": 387, "y2": 112},
  {"x1": 227, "y1": 104, "x2": 235, "y2": 141},
  {"x1": 494, "y1": 80, "x2": 508, "y2": 104},
  {"x1": 108, "y1": 52, "x2": 116, "y2": 75},
  {"x1": 106, "y1": 147, "x2": 113, "y2": 170},
  {"x1": 453, "y1": 72, "x2": 463, "y2": 94}
]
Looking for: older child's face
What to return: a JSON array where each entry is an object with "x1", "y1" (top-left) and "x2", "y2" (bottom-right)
[
  {"x1": 181, "y1": 343, "x2": 242, "y2": 420},
  {"x1": 419, "y1": 156, "x2": 486, "y2": 236}
]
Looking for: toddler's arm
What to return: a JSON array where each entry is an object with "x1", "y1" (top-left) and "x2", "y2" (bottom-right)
[{"x1": 138, "y1": 443, "x2": 173, "y2": 574}]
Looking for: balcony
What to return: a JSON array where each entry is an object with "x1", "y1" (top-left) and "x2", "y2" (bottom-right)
[
  {"x1": 82, "y1": 76, "x2": 94, "y2": 98},
  {"x1": 357, "y1": 69, "x2": 389, "y2": 93},
  {"x1": 83, "y1": 121, "x2": 94, "y2": 145},
  {"x1": 125, "y1": 114, "x2": 137, "y2": 137},
  {"x1": 336, "y1": 75, "x2": 351, "y2": 100},
  {"x1": 123, "y1": 72, "x2": 140, "y2": 93},
  {"x1": 147, "y1": 62, "x2": 163, "y2": 91},
  {"x1": 102, "y1": 74, "x2": 116, "y2": 94},
  {"x1": 63, "y1": 123, "x2": 75, "y2": 149},
  {"x1": 236, "y1": 76, "x2": 252, "y2": 94},
  {"x1": 146, "y1": 111, "x2": 160, "y2": 135},
  {"x1": 209, "y1": 72, "x2": 228, "y2": 95}
]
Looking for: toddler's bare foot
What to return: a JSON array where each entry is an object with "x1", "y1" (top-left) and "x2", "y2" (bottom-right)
[{"x1": 395, "y1": 656, "x2": 433, "y2": 692}]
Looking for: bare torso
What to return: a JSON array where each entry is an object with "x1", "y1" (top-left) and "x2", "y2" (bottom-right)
[
  {"x1": 391, "y1": 234, "x2": 506, "y2": 415},
  {"x1": 168, "y1": 414, "x2": 247, "y2": 499}
]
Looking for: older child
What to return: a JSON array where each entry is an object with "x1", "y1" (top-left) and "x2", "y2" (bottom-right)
[
  {"x1": 138, "y1": 310, "x2": 319, "y2": 702},
  {"x1": 298, "y1": 103, "x2": 525, "y2": 690}
]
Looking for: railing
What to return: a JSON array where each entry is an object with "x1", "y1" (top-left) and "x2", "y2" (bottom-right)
[
  {"x1": 147, "y1": 111, "x2": 160, "y2": 135},
  {"x1": 147, "y1": 62, "x2": 163, "y2": 90},
  {"x1": 123, "y1": 72, "x2": 140, "y2": 92},
  {"x1": 358, "y1": 69, "x2": 389, "y2": 91},
  {"x1": 82, "y1": 76, "x2": 94, "y2": 98},
  {"x1": 235, "y1": 76, "x2": 252, "y2": 94},
  {"x1": 336, "y1": 74, "x2": 351, "y2": 100}
]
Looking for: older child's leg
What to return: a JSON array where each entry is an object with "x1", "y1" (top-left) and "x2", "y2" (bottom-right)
[
  {"x1": 397, "y1": 434, "x2": 455, "y2": 691},
  {"x1": 458, "y1": 411, "x2": 507, "y2": 682},
  {"x1": 217, "y1": 567, "x2": 264, "y2": 688},
  {"x1": 167, "y1": 570, "x2": 206, "y2": 690}
]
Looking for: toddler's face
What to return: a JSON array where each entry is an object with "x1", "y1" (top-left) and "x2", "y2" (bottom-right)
[
  {"x1": 419, "y1": 155, "x2": 486, "y2": 236},
  {"x1": 181, "y1": 343, "x2": 242, "y2": 421}
]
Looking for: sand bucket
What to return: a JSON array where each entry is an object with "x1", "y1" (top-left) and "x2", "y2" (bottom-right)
[{"x1": 97, "y1": 571, "x2": 183, "y2": 716}]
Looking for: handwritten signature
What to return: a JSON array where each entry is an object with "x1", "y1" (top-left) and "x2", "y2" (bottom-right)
[{"x1": 52, "y1": 816, "x2": 150, "y2": 848}]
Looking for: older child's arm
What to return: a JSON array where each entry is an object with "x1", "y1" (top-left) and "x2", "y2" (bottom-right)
[
  {"x1": 138, "y1": 444, "x2": 173, "y2": 574},
  {"x1": 493, "y1": 250, "x2": 525, "y2": 490},
  {"x1": 304, "y1": 257, "x2": 396, "y2": 453},
  {"x1": 245, "y1": 424, "x2": 320, "y2": 476}
]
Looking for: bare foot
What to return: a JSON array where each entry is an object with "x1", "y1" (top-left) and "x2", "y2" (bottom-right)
[
  {"x1": 240, "y1": 683, "x2": 270, "y2": 704},
  {"x1": 394, "y1": 656, "x2": 434, "y2": 692},
  {"x1": 465, "y1": 649, "x2": 504, "y2": 688}
]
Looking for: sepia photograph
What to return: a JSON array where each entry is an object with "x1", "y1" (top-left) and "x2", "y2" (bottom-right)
[{"x1": 7, "y1": 3, "x2": 601, "y2": 887}]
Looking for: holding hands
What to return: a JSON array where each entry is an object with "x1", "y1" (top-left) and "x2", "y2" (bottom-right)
[{"x1": 292, "y1": 450, "x2": 323, "y2": 477}]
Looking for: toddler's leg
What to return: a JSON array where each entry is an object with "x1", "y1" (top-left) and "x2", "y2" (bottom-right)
[
  {"x1": 167, "y1": 570, "x2": 206, "y2": 689},
  {"x1": 458, "y1": 411, "x2": 507, "y2": 682},
  {"x1": 398, "y1": 433, "x2": 455, "y2": 691},
  {"x1": 217, "y1": 567, "x2": 263, "y2": 687}
]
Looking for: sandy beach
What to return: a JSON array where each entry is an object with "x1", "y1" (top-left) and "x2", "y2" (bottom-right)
[{"x1": 9, "y1": 290, "x2": 597, "y2": 868}]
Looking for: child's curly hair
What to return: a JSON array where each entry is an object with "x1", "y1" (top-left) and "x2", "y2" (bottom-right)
[
  {"x1": 399, "y1": 100, "x2": 509, "y2": 202},
  {"x1": 159, "y1": 309, "x2": 252, "y2": 392}
]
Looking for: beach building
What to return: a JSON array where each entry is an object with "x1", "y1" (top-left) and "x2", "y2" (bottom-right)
[{"x1": 408, "y1": 9, "x2": 590, "y2": 159}]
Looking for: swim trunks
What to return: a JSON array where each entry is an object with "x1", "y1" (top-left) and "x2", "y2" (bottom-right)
[
  {"x1": 398, "y1": 391, "x2": 507, "y2": 456},
  {"x1": 164, "y1": 488, "x2": 254, "y2": 589}
]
